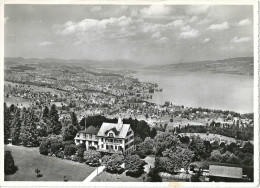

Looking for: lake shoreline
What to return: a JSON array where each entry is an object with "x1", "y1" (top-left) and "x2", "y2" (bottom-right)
[{"x1": 131, "y1": 70, "x2": 254, "y2": 114}]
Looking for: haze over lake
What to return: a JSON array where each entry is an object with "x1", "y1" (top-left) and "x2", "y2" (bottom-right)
[{"x1": 133, "y1": 70, "x2": 253, "y2": 114}]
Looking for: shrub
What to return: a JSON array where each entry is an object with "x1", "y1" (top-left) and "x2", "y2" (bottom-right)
[
  {"x1": 56, "y1": 151, "x2": 64, "y2": 159},
  {"x1": 89, "y1": 146, "x2": 96, "y2": 150},
  {"x1": 64, "y1": 144, "x2": 76, "y2": 156},
  {"x1": 143, "y1": 167, "x2": 162, "y2": 182},
  {"x1": 227, "y1": 154, "x2": 241, "y2": 164},
  {"x1": 39, "y1": 140, "x2": 50, "y2": 155},
  {"x1": 102, "y1": 154, "x2": 124, "y2": 174},
  {"x1": 125, "y1": 154, "x2": 146, "y2": 177},
  {"x1": 84, "y1": 150, "x2": 101, "y2": 166},
  {"x1": 132, "y1": 150, "x2": 147, "y2": 159},
  {"x1": 4, "y1": 151, "x2": 17, "y2": 175},
  {"x1": 50, "y1": 141, "x2": 63, "y2": 155}
]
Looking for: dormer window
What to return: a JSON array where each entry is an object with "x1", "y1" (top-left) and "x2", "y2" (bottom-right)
[{"x1": 109, "y1": 133, "x2": 114, "y2": 137}]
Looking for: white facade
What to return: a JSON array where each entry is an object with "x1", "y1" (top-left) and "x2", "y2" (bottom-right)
[{"x1": 74, "y1": 117, "x2": 135, "y2": 155}]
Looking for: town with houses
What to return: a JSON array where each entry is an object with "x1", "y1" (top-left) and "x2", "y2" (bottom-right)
[{"x1": 3, "y1": 60, "x2": 254, "y2": 183}]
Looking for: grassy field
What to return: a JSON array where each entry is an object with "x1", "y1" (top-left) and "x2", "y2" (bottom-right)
[
  {"x1": 4, "y1": 145, "x2": 96, "y2": 181},
  {"x1": 5, "y1": 96, "x2": 32, "y2": 108},
  {"x1": 5, "y1": 81, "x2": 65, "y2": 94},
  {"x1": 179, "y1": 132, "x2": 236, "y2": 143},
  {"x1": 92, "y1": 171, "x2": 144, "y2": 182}
]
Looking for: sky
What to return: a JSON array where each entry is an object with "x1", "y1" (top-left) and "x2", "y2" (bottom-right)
[{"x1": 4, "y1": 5, "x2": 254, "y2": 65}]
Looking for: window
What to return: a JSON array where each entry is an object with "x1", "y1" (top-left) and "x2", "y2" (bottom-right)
[
  {"x1": 109, "y1": 133, "x2": 114, "y2": 137},
  {"x1": 77, "y1": 134, "x2": 79, "y2": 137},
  {"x1": 115, "y1": 146, "x2": 117, "y2": 150},
  {"x1": 101, "y1": 138, "x2": 103, "y2": 142},
  {"x1": 83, "y1": 134, "x2": 86, "y2": 138},
  {"x1": 106, "y1": 145, "x2": 108, "y2": 149},
  {"x1": 89, "y1": 134, "x2": 92, "y2": 138},
  {"x1": 101, "y1": 144, "x2": 104, "y2": 148}
]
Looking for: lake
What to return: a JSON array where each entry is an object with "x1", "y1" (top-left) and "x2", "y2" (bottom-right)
[{"x1": 132, "y1": 70, "x2": 254, "y2": 114}]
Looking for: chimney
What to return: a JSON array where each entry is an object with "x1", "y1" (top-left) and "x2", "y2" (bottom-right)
[{"x1": 118, "y1": 114, "x2": 123, "y2": 124}]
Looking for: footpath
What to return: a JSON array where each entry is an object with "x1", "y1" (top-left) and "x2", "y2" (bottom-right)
[{"x1": 83, "y1": 166, "x2": 105, "y2": 182}]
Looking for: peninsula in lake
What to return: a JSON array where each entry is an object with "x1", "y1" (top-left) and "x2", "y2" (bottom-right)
[{"x1": 146, "y1": 57, "x2": 253, "y2": 75}]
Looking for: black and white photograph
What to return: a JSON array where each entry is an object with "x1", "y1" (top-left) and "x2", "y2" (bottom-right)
[{"x1": 1, "y1": 0, "x2": 259, "y2": 187}]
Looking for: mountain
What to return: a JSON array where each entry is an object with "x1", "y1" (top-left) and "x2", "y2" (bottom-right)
[
  {"x1": 4, "y1": 57, "x2": 140, "y2": 70},
  {"x1": 145, "y1": 57, "x2": 254, "y2": 75}
]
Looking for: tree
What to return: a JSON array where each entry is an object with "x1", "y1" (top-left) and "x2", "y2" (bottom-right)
[
  {"x1": 48, "y1": 104, "x2": 62, "y2": 135},
  {"x1": 11, "y1": 109, "x2": 22, "y2": 145},
  {"x1": 71, "y1": 112, "x2": 80, "y2": 130},
  {"x1": 138, "y1": 137, "x2": 154, "y2": 155},
  {"x1": 42, "y1": 106, "x2": 49, "y2": 120},
  {"x1": 153, "y1": 132, "x2": 180, "y2": 156},
  {"x1": 162, "y1": 147, "x2": 194, "y2": 173},
  {"x1": 4, "y1": 151, "x2": 17, "y2": 175},
  {"x1": 63, "y1": 125, "x2": 78, "y2": 141},
  {"x1": 134, "y1": 136, "x2": 143, "y2": 146},
  {"x1": 243, "y1": 142, "x2": 253, "y2": 154},
  {"x1": 209, "y1": 150, "x2": 222, "y2": 162},
  {"x1": 227, "y1": 154, "x2": 240, "y2": 164},
  {"x1": 150, "y1": 127, "x2": 157, "y2": 139},
  {"x1": 4, "y1": 103, "x2": 11, "y2": 144},
  {"x1": 188, "y1": 136, "x2": 207, "y2": 161},
  {"x1": 221, "y1": 151, "x2": 232, "y2": 163},
  {"x1": 84, "y1": 150, "x2": 101, "y2": 166},
  {"x1": 242, "y1": 153, "x2": 253, "y2": 165},
  {"x1": 35, "y1": 168, "x2": 41, "y2": 177},
  {"x1": 19, "y1": 110, "x2": 39, "y2": 147},
  {"x1": 125, "y1": 155, "x2": 146, "y2": 177}
]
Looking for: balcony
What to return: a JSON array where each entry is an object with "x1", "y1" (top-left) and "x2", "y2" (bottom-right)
[{"x1": 96, "y1": 149, "x2": 123, "y2": 155}]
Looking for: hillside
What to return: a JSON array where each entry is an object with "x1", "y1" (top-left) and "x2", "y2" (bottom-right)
[
  {"x1": 4, "y1": 57, "x2": 140, "y2": 70},
  {"x1": 146, "y1": 57, "x2": 254, "y2": 75}
]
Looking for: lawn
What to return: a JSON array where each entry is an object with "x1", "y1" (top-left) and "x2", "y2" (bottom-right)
[
  {"x1": 4, "y1": 145, "x2": 96, "y2": 181},
  {"x1": 92, "y1": 171, "x2": 144, "y2": 182}
]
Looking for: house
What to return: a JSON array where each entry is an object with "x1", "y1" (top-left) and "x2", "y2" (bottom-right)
[
  {"x1": 74, "y1": 126, "x2": 99, "y2": 149},
  {"x1": 74, "y1": 116, "x2": 135, "y2": 155},
  {"x1": 96, "y1": 116, "x2": 135, "y2": 155},
  {"x1": 209, "y1": 165, "x2": 244, "y2": 182}
]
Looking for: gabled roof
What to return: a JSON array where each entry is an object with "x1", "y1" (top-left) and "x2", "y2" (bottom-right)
[
  {"x1": 78, "y1": 126, "x2": 99, "y2": 135},
  {"x1": 209, "y1": 165, "x2": 243, "y2": 179},
  {"x1": 97, "y1": 122, "x2": 131, "y2": 138}
]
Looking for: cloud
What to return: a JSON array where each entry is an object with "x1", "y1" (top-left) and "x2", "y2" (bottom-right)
[
  {"x1": 231, "y1": 37, "x2": 251, "y2": 43},
  {"x1": 91, "y1": 6, "x2": 101, "y2": 12},
  {"x1": 140, "y1": 5, "x2": 170, "y2": 17},
  {"x1": 237, "y1": 19, "x2": 251, "y2": 26},
  {"x1": 207, "y1": 22, "x2": 229, "y2": 31},
  {"x1": 186, "y1": 5, "x2": 209, "y2": 15},
  {"x1": 202, "y1": 38, "x2": 210, "y2": 43},
  {"x1": 169, "y1": 19, "x2": 185, "y2": 27},
  {"x1": 141, "y1": 19, "x2": 185, "y2": 33},
  {"x1": 197, "y1": 17, "x2": 211, "y2": 25},
  {"x1": 57, "y1": 16, "x2": 135, "y2": 35},
  {"x1": 179, "y1": 29, "x2": 200, "y2": 39},
  {"x1": 181, "y1": 25, "x2": 191, "y2": 31},
  {"x1": 189, "y1": 16, "x2": 198, "y2": 23},
  {"x1": 4, "y1": 17, "x2": 9, "y2": 24},
  {"x1": 152, "y1": 31, "x2": 161, "y2": 39},
  {"x1": 38, "y1": 41, "x2": 53, "y2": 46},
  {"x1": 155, "y1": 37, "x2": 168, "y2": 44}
]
